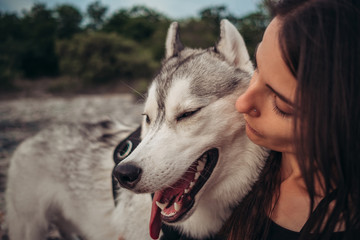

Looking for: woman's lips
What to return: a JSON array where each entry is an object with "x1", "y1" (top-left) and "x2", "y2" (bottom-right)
[{"x1": 245, "y1": 120, "x2": 263, "y2": 137}]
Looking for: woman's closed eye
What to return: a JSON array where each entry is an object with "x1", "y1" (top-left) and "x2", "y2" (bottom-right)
[{"x1": 272, "y1": 95, "x2": 294, "y2": 118}]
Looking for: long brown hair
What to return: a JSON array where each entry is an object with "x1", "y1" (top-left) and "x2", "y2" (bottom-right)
[
  {"x1": 219, "y1": 151, "x2": 282, "y2": 240},
  {"x1": 222, "y1": 0, "x2": 360, "y2": 239}
]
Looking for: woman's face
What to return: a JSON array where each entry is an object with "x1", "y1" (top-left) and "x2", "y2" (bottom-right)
[{"x1": 236, "y1": 17, "x2": 297, "y2": 153}]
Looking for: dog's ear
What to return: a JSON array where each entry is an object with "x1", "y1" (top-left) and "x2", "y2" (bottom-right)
[
  {"x1": 216, "y1": 19, "x2": 253, "y2": 72},
  {"x1": 165, "y1": 22, "x2": 184, "y2": 59}
]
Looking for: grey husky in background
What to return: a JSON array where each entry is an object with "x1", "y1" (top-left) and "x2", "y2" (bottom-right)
[{"x1": 6, "y1": 20, "x2": 268, "y2": 240}]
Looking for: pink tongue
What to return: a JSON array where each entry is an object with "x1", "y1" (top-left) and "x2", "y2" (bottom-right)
[
  {"x1": 150, "y1": 191, "x2": 163, "y2": 239},
  {"x1": 149, "y1": 163, "x2": 197, "y2": 239}
]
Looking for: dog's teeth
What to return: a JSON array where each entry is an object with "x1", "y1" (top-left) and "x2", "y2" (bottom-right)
[
  {"x1": 189, "y1": 181, "x2": 195, "y2": 189},
  {"x1": 156, "y1": 201, "x2": 167, "y2": 210},
  {"x1": 174, "y1": 202, "x2": 182, "y2": 212},
  {"x1": 184, "y1": 188, "x2": 190, "y2": 194},
  {"x1": 197, "y1": 161, "x2": 205, "y2": 172},
  {"x1": 194, "y1": 172, "x2": 200, "y2": 180},
  {"x1": 161, "y1": 211, "x2": 176, "y2": 217}
]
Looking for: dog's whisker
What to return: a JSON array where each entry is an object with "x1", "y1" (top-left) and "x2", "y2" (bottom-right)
[{"x1": 121, "y1": 81, "x2": 146, "y2": 100}]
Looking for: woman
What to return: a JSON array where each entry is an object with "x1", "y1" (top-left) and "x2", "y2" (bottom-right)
[{"x1": 221, "y1": 0, "x2": 360, "y2": 239}]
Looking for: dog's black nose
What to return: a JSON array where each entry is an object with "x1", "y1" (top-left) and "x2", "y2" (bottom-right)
[{"x1": 113, "y1": 164, "x2": 142, "y2": 189}]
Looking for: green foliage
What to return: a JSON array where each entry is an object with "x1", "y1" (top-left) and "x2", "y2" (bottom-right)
[
  {"x1": 20, "y1": 3, "x2": 59, "y2": 78},
  {"x1": 56, "y1": 32, "x2": 159, "y2": 83},
  {"x1": 55, "y1": 4, "x2": 83, "y2": 39},
  {"x1": 103, "y1": 5, "x2": 171, "y2": 61},
  {"x1": 0, "y1": 12, "x2": 24, "y2": 89},
  {"x1": 145, "y1": 20, "x2": 170, "y2": 61},
  {"x1": 0, "y1": 1, "x2": 271, "y2": 93},
  {"x1": 237, "y1": 5, "x2": 270, "y2": 60},
  {"x1": 104, "y1": 6, "x2": 161, "y2": 41},
  {"x1": 86, "y1": 1, "x2": 108, "y2": 30},
  {"x1": 102, "y1": 9, "x2": 130, "y2": 34},
  {"x1": 0, "y1": 3, "x2": 59, "y2": 83},
  {"x1": 199, "y1": 5, "x2": 235, "y2": 37},
  {"x1": 179, "y1": 19, "x2": 219, "y2": 49}
]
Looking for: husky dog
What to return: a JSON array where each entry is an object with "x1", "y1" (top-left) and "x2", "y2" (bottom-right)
[{"x1": 6, "y1": 20, "x2": 268, "y2": 240}]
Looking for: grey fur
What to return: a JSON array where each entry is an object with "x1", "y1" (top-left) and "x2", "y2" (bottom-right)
[
  {"x1": 158, "y1": 48, "x2": 251, "y2": 98},
  {"x1": 6, "y1": 121, "x2": 140, "y2": 240},
  {"x1": 153, "y1": 38, "x2": 251, "y2": 128}
]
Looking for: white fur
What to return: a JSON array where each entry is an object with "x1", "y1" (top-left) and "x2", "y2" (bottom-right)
[
  {"x1": 217, "y1": 19, "x2": 253, "y2": 72},
  {"x1": 6, "y1": 123, "x2": 124, "y2": 239}
]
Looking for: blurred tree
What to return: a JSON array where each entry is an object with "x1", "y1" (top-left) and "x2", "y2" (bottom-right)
[
  {"x1": 103, "y1": 5, "x2": 167, "y2": 42},
  {"x1": 56, "y1": 32, "x2": 159, "y2": 83},
  {"x1": 237, "y1": 2, "x2": 270, "y2": 60},
  {"x1": 20, "y1": 3, "x2": 58, "y2": 78},
  {"x1": 103, "y1": 5, "x2": 170, "y2": 61},
  {"x1": 55, "y1": 4, "x2": 83, "y2": 39},
  {"x1": 0, "y1": 12, "x2": 24, "y2": 41},
  {"x1": 145, "y1": 19, "x2": 170, "y2": 61},
  {"x1": 87, "y1": 0, "x2": 108, "y2": 30},
  {"x1": 0, "y1": 0, "x2": 270, "y2": 92},
  {"x1": 179, "y1": 19, "x2": 219, "y2": 49},
  {"x1": 0, "y1": 12, "x2": 25, "y2": 89},
  {"x1": 22, "y1": 3, "x2": 56, "y2": 39},
  {"x1": 121, "y1": 6, "x2": 160, "y2": 41},
  {"x1": 102, "y1": 9, "x2": 130, "y2": 34},
  {"x1": 128, "y1": 5, "x2": 165, "y2": 21},
  {"x1": 199, "y1": 5, "x2": 235, "y2": 36}
]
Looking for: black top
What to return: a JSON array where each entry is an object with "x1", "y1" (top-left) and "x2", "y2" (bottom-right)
[
  {"x1": 268, "y1": 220, "x2": 345, "y2": 240},
  {"x1": 267, "y1": 189, "x2": 348, "y2": 240}
]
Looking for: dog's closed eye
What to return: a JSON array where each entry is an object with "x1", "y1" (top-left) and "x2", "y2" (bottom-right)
[{"x1": 176, "y1": 108, "x2": 201, "y2": 122}]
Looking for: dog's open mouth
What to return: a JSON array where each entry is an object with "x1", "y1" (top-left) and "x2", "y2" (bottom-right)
[{"x1": 149, "y1": 148, "x2": 218, "y2": 239}]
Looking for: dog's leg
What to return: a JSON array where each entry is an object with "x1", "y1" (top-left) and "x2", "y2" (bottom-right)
[
  {"x1": 6, "y1": 199, "x2": 48, "y2": 240},
  {"x1": 5, "y1": 143, "x2": 51, "y2": 240}
]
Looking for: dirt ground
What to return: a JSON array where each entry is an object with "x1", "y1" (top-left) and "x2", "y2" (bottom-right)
[{"x1": 0, "y1": 93, "x2": 144, "y2": 239}]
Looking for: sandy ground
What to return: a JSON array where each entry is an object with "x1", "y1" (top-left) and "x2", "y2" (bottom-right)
[{"x1": 0, "y1": 94, "x2": 144, "y2": 239}]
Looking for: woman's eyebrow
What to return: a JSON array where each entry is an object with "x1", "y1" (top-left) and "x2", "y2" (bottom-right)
[{"x1": 266, "y1": 84, "x2": 294, "y2": 106}]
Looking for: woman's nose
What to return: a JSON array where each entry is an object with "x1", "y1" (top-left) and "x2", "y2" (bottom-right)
[{"x1": 235, "y1": 82, "x2": 260, "y2": 117}]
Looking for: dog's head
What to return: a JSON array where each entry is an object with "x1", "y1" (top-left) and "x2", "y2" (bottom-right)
[{"x1": 114, "y1": 20, "x2": 268, "y2": 239}]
